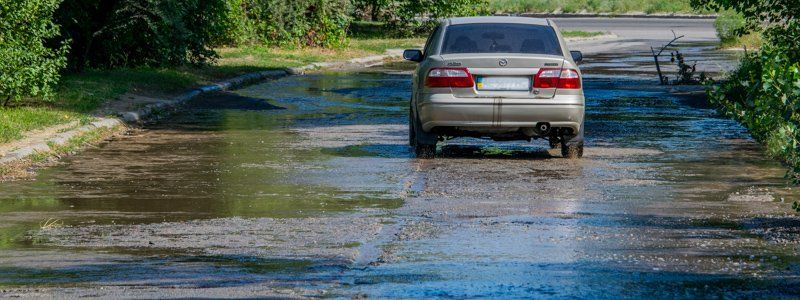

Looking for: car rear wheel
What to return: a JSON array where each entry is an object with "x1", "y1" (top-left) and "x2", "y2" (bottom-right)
[
  {"x1": 415, "y1": 144, "x2": 436, "y2": 159},
  {"x1": 561, "y1": 123, "x2": 584, "y2": 159},
  {"x1": 561, "y1": 142, "x2": 583, "y2": 159},
  {"x1": 409, "y1": 103, "x2": 437, "y2": 159},
  {"x1": 408, "y1": 107, "x2": 416, "y2": 147}
]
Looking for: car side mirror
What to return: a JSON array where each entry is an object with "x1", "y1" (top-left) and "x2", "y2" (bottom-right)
[
  {"x1": 570, "y1": 51, "x2": 583, "y2": 63},
  {"x1": 403, "y1": 49, "x2": 424, "y2": 62}
]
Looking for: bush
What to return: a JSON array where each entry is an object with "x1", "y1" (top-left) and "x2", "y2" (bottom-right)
[
  {"x1": 693, "y1": 0, "x2": 798, "y2": 55},
  {"x1": 695, "y1": 0, "x2": 800, "y2": 195},
  {"x1": 0, "y1": 0, "x2": 68, "y2": 106},
  {"x1": 713, "y1": 10, "x2": 746, "y2": 43},
  {"x1": 55, "y1": 0, "x2": 234, "y2": 70},
  {"x1": 237, "y1": 0, "x2": 352, "y2": 48},
  {"x1": 707, "y1": 46, "x2": 800, "y2": 183}
]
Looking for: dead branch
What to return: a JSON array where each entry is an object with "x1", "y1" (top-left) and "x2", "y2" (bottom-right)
[{"x1": 651, "y1": 30, "x2": 685, "y2": 85}]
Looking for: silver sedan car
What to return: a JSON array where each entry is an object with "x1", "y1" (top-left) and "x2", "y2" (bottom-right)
[{"x1": 403, "y1": 16, "x2": 585, "y2": 159}]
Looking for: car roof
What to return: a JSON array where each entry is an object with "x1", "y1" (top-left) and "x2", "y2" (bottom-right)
[{"x1": 446, "y1": 16, "x2": 551, "y2": 26}]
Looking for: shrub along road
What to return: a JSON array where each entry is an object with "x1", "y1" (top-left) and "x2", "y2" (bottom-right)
[{"x1": 1, "y1": 18, "x2": 797, "y2": 298}]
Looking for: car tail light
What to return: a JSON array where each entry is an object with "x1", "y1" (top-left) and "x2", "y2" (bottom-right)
[
  {"x1": 425, "y1": 67, "x2": 474, "y2": 88},
  {"x1": 558, "y1": 69, "x2": 581, "y2": 89},
  {"x1": 534, "y1": 68, "x2": 581, "y2": 89},
  {"x1": 534, "y1": 68, "x2": 561, "y2": 89}
]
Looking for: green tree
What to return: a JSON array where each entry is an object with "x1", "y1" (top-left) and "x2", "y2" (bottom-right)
[
  {"x1": 238, "y1": 0, "x2": 352, "y2": 48},
  {"x1": 353, "y1": 0, "x2": 391, "y2": 21},
  {"x1": 0, "y1": 0, "x2": 68, "y2": 106},
  {"x1": 55, "y1": 0, "x2": 233, "y2": 70},
  {"x1": 385, "y1": 0, "x2": 488, "y2": 36}
]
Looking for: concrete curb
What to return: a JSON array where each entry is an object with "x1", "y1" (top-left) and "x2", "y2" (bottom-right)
[
  {"x1": 0, "y1": 118, "x2": 125, "y2": 165},
  {"x1": 119, "y1": 69, "x2": 289, "y2": 124},
  {"x1": 0, "y1": 51, "x2": 402, "y2": 169},
  {"x1": 121, "y1": 51, "x2": 402, "y2": 124}
]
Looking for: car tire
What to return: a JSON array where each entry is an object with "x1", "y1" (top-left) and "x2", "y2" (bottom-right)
[
  {"x1": 561, "y1": 123, "x2": 584, "y2": 159},
  {"x1": 561, "y1": 142, "x2": 583, "y2": 159},
  {"x1": 408, "y1": 106, "x2": 416, "y2": 147},
  {"x1": 409, "y1": 103, "x2": 437, "y2": 159},
  {"x1": 415, "y1": 144, "x2": 436, "y2": 159}
]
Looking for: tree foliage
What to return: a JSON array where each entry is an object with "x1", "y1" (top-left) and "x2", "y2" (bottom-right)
[
  {"x1": 55, "y1": 0, "x2": 234, "y2": 70},
  {"x1": 353, "y1": 0, "x2": 391, "y2": 21},
  {"x1": 0, "y1": 0, "x2": 68, "y2": 106},
  {"x1": 236, "y1": 0, "x2": 352, "y2": 48},
  {"x1": 389, "y1": 0, "x2": 488, "y2": 35},
  {"x1": 708, "y1": 47, "x2": 800, "y2": 184}
]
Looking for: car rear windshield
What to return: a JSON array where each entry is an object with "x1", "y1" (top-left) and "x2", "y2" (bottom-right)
[{"x1": 441, "y1": 23, "x2": 562, "y2": 56}]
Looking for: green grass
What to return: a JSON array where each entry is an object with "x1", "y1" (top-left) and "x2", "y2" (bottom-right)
[
  {"x1": 561, "y1": 30, "x2": 606, "y2": 38},
  {"x1": 58, "y1": 68, "x2": 198, "y2": 113},
  {"x1": 719, "y1": 32, "x2": 763, "y2": 50},
  {"x1": 488, "y1": 0, "x2": 700, "y2": 14},
  {"x1": 0, "y1": 107, "x2": 83, "y2": 143},
  {"x1": 215, "y1": 37, "x2": 424, "y2": 70},
  {"x1": 713, "y1": 10, "x2": 763, "y2": 50}
]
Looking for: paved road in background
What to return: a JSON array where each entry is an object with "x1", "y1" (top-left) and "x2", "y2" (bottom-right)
[
  {"x1": 556, "y1": 17, "x2": 717, "y2": 42},
  {"x1": 557, "y1": 17, "x2": 719, "y2": 56}
]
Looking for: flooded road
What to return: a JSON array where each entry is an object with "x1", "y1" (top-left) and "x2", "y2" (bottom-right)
[{"x1": 1, "y1": 44, "x2": 800, "y2": 298}]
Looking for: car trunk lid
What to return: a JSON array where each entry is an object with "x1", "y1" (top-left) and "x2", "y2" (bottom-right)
[{"x1": 439, "y1": 54, "x2": 565, "y2": 99}]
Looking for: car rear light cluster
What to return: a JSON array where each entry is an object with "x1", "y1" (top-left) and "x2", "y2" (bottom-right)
[
  {"x1": 425, "y1": 67, "x2": 474, "y2": 88},
  {"x1": 534, "y1": 68, "x2": 581, "y2": 89}
]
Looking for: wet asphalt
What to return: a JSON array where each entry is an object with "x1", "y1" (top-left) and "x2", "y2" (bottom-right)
[{"x1": 0, "y1": 41, "x2": 799, "y2": 298}]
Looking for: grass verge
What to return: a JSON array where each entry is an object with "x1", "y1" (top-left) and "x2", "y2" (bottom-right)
[
  {"x1": 719, "y1": 32, "x2": 763, "y2": 50},
  {"x1": 561, "y1": 30, "x2": 607, "y2": 38},
  {"x1": 1, "y1": 124, "x2": 121, "y2": 180},
  {"x1": 0, "y1": 107, "x2": 85, "y2": 143}
]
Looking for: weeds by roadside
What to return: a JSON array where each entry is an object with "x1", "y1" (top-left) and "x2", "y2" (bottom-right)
[
  {"x1": 39, "y1": 218, "x2": 63, "y2": 230},
  {"x1": 714, "y1": 10, "x2": 763, "y2": 50}
]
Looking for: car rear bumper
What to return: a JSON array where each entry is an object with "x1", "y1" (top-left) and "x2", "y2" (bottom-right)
[{"x1": 417, "y1": 94, "x2": 584, "y2": 133}]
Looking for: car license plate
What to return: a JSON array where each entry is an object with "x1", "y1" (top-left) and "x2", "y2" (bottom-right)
[{"x1": 476, "y1": 76, "x2": 531, "y2": 91}]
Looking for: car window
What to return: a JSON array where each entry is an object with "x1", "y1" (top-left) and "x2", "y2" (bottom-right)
[
  {"x1": 423, "y1": 26, "x2": 440, "y2": 57},
  {"x1": 441, "y1": 23, "x2": 562, "y2": 56}
]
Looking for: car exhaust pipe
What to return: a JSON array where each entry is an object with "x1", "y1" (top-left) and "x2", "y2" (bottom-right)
[{"x1": 535, "y1": 122, "x2": 551, "y2": 135}]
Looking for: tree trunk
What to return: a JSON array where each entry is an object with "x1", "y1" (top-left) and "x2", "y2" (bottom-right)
[{"x1": 2, "y1": 96, "x2": 11, "y2": 107}]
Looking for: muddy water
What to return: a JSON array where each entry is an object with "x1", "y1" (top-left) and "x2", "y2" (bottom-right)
[{"x1": 1, "y1": 46, "x2": 799, "y2": 298}]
